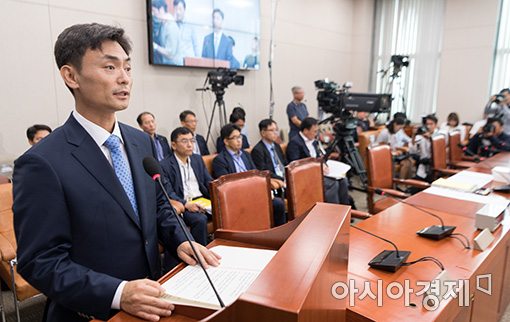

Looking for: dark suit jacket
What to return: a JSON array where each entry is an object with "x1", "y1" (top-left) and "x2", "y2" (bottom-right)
[
  {"x1": 216, "y1": 134, "x2": 250, "y2": 153},
  {"x1": 12, "y1": 115, "x2": 187, "y2": 322},
  {"x1": 201, "y1": 33, "x2": 239, "y2": 68},
  {"x1": 251, "y1": 140, "x2": 287, "y2": 181},
  {"x1": 155, "y1": 134, "x2": 172, "y2": 159},
  {"x1": 286, "y1": 133, "x2": 320, "y2": 162},
  {"x1": 212, "y1": 149, "x2": 256, "y2": 178},
  {"x1": 195, "y1": 134, "x2": 210, "y2": 155},
  {"x1": 159, "y1": 153, "x2": 212, "y2": 205}
]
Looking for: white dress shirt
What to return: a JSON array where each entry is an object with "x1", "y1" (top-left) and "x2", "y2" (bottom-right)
[
  {"x1": 176, "y1": 156, "x2": 202, "y2": 200},
  {"x1": 72, "y1": 110, "x2": 128, "y2": 310},
  {"x1": 300, "y1": 132, "x2": 317, "y2": 157}
]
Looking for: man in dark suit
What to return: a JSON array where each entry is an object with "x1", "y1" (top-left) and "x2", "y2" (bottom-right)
[
  {"x1": 286, "y1": 117, "x2": 351, "y2": 206},
  {"x1": 216, "y1": 110, "x2": 250, "y2": 153},
  {"x1": 12, "y1": 23, "x2": 219, "y2": 322},
  {"x1": 136, "y1": 111, "x2": 172, "y2": 161},
  {"x1": 251, "y1": 119, "x2": 286, "y2": 195},
  {"x1": 201, "y1": 9, "x2": 239, "y2": 69},
  {"x1": 179, "y1": 110, "x2": 210, "y2": 155},
  {"x1": 160, "y1": 127, "x2": 211, "y2": 246},
  {"x1": 212, "y1": 124, "x2": 286, "y2": 226}
]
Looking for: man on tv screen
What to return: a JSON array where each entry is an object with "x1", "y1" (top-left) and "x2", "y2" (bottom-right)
[{"x1": 202, "y1": 8, "x2": 240, "y2": 69}]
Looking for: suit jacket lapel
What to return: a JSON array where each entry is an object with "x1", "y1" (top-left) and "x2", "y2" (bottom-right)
[
  {"x1": 66, "y1": 117, "x2": 141, "y2": 229},
  {"x1": 169, "y1": 155, "x2": 184, "y2": 198}
]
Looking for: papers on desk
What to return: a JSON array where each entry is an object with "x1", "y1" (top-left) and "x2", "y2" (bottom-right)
[
  {"x1": 325, "y1": 160, "x2": 351, "y2": 180},
  {"x1": 161, "y1": 246, "x2": 277, "y2": 310},
  {"x1": 424, "y1": 186, "x2": 509, "y2": 207},
  {"x1": 431, "y1": 170, "x2": 494, "y2": 192}
]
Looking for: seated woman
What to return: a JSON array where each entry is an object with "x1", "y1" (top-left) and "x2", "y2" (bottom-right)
[
  {"x1": 440, "y1": 112, "x2": 467, "y2": 144},
  {"x1": 376, "y1": 116, "x2": 414, "y2": 179}
]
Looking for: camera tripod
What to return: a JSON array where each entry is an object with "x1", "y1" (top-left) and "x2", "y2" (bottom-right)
[{"x1": 204, "y1": 88, "x2": 228, "y2": 144}]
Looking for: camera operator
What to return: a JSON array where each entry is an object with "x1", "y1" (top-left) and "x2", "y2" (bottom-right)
[
  {"x1": 409, "y1": 114, "x2": 445, "y2": 181},
  {"x1": 471, "y1": 88, "x2": 510, "y2": 136},
  {"x1": 376, "y1": 116, "x2": 414, "y2": 179},
  {"x1": 467, "y1": 117, "x2": 510, "y2": 157}
]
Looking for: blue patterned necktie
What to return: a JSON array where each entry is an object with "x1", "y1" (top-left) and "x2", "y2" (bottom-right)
[{"x1": 104, "y1": 135, "x2": 139, "y2": 221}]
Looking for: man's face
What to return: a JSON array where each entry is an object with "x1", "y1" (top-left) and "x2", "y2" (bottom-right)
[
  {"x1": 261, "y1": 122, "x2": 278, "y2": 143},
  {"x1": 172, "y1": 133, "x2": 194, "y2": 158},
  {"x1": 139, "y1": 114, "x2": 156, "y2": 136},
  {"x1": 503, "y1": 91, "x2": 510, "y2": 106},
  {"x1": 426, "y1": 119, "x2": 437, "y2": 133},
  {"x1": 29, "y1": 130, "x2": 50, "y2": 146},
  {"x1": 181, "y1": 114, "x2": 197, "y2": 132},
  {"x1": 302, "y1": 124, "x2": 318, "y2": 141},
  {"x1": 493, "y1": 121, "x2": 503, "y2": 136},
  {"x1": 224, "y1": 129, "x2": 242, "y2": 152},
  {"x1": 293, "y1": 89, "x2": 305, "y2": 102},
  {"x1": 175, "y1": 2, "x2": 185, "y2": 22},
  {"x1": 213, "y1": 12, "x2": 223, "y2": 30},
  {"x1": 67, "y1": 40, "x2": 132, "y2": 114}
]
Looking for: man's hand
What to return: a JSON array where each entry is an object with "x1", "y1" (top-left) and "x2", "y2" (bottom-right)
[
  {"x1": 185, "y1": 201, "x2": 204, "y2": 213},
  {"x1": 120, "y1": 279, "x2": 173, "y2": 322},
  {"x1": 270, "y1": 179, "x2": 285, "y2": 190},
  {"x1": 177, "y1": 241, "x2": 221, "y2": 268},
  {"x1": 322, "y1": 164, "x2": 330, "y2": 175},
  {"x1": 170, "y1": 200, "x2": 185, "y2": 214}
]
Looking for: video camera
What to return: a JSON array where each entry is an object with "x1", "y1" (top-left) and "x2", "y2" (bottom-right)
[{"x1": 207, "y1": 68, "x2": 244, "y2": 94}]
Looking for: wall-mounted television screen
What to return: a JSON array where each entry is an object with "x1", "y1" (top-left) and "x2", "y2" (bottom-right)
[{"x1": 147, "y1": 0, "x2": 260, "y2": 70}]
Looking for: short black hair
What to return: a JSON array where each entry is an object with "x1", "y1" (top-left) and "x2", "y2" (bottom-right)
[
  {"x1": 229, "y1": 111, "x2": 245, "y2": 123},
  {"x1": 499, "y1": 88, "x2": 510, "y2": 95},
  {"x1": 387, "y1": 117, "x2": 405, "y2": 134},
  {"x1": 179, "y1": 110, "x2": 196, "y2": 122},
  {"x1": 393, "y1": 112, "x2": 407, "y2": 120},
  {"x1": 424, "y1": 114, "x2": 438, "y2": 124},
  {"x1": 54, "y1": 23, "x2": 132, "y2": 94},
  {"x1": 26, "y1": 124, "x2": 52, "y2": 141},
  {"x1": 153, "y1": 0, "x2": 168, "y2": 10},
  {"x1": 213, "y1": 8, "x2": 224, "y2": 19},
  {"x1": 173, "y1": 0, "x2": 186, "y2": 9},
  {"x1": 258, "y1": 119, "x2": 276, "y2": 132},
  {"x1": 136, "y1": 112, "x2": 154, "y2": 125},
  {"x1": 170, "y1": 127, "x2": 193, "y2": 142},
  {"x1": 220, "y1": 124, "x2": 241, "y2": 140},
  {"x1": 447, "y1": 112, "x2": 460, "y2": 126},
  {"x1": 300, "y1": 117, "x2": 318, "y2": 131},
  {"x1": 232, "y1": 107, "x2": 245, "y2": 117},
  {"x1": 488, "y1": 117, "x2": 504, "y2": 126}
]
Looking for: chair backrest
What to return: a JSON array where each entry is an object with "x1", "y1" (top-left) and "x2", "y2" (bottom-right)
[
  {"x1": 367, "y1": 145, "x2": 393, "y2": 189},
  {"x1": 280, "y1": 143, "x2": 288, "y2": 157},
  {"x1": 358, "y1": 130, "x2": 380, "y2": 167},
  {"x1": 210, "y1": 170, "x2": 273, "y2": 231},
  {"x1": 285, "y1": 158, "x2": 324, "y2": 220},
  {"x1": 0, "y1": 175, "x2": 10, "y2": 184},
  {"x1": 448, "y1": 132, "x2": 463, "y2": 163},
  {"x1": 202, "y1": 154, "x2": 216, "y2": 176},
  {"x1": 431, "y1": 135, "x2": 447, "y2": 169},
  {"x1": 0, "y1": 183, "x2": 14, "y2": 240}
]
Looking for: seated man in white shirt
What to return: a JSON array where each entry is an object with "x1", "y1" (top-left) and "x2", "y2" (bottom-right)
[{"x1": 159, "y1": 127, "x2": 212, "y2": 246}]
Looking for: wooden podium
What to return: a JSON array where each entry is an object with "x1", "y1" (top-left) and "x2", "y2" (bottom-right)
[{"x1": 105, "y1": 203, "x2": 351, "y2": 322}]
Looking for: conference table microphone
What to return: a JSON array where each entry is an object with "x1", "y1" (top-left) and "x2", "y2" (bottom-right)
[
  {"x1": 374, "y1": 189, "x2": 456, "y2": 240},
  {"x1": 143, "y1": 156, "x2": 225, "y2": 308},
  {"x1": 352, "y1": 225, "x2": 411, "y2": 272}
]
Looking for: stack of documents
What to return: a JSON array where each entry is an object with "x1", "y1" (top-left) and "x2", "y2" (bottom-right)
[
  {"x1": 431, "y1": 171, "x2": 493, "y2": 193},
  {"x1": 325, "y1": 160, "x2": 351, "y2": 180},
  {"x1": 161, "y1": 246, "x2": 277, "y2": 309}
]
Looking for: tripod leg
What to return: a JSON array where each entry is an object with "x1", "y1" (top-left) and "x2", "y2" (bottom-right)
[{"x1": 206, "y1": 101, "x2": 218, "y2": 143}]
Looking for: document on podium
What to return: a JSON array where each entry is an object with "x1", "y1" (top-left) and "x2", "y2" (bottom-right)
[{"x1": 160, "y1": 245, "x2": 277, "y2": 309}]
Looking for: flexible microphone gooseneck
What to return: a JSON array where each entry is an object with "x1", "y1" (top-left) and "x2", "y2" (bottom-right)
[
  {"x1": 143, "y1": 156, "x2": 225, "y2": 308},
  {"x1": 374, "y1": 189, "x2": 458, "y2": 242}
]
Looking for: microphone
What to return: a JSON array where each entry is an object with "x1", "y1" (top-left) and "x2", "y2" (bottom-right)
[
  {"x1": 195, "y1": 87, "x2": 210, "y2": 91},
  {"x1": 143, "y1": 157, "x2": 225, "y2": 308},
  {"x1": 352, "y1": 225, "x2": 410, "y2": 272},
  {"x1": 374, "y1": 189, "x2": 456, "y2": 240}
]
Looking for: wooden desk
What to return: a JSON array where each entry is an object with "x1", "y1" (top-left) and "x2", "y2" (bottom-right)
[
  {"x1": 347, "y1": 153, "x2": 510, "y2": 322},
  {"x1": 104, "y1": 203, "x2": 351, "y2": 322}
]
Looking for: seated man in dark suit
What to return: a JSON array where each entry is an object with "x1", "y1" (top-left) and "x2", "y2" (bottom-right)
[
  {"x1": 13, "y1": 23, "x2": 219, "y2": 322},
  {"x1": 251, "y1": 119, "x2": 286, "y2": 196},
  {"x1": 179, "y1": 110, "x2": 210, "y2": 155},
  {"x1": 136, "y1": 111, "x2": 171, "y2": 161},
  {"x1": 216, "y1": 110, "x2": 250, "y2": 153},
  {"x1": 212, "y1": 124, "x2": 286, "y2": 226},
  {"x1": 286, "y1": 117, "x2": 351, "y2": 206},
  {"x1": 159, "y1": 127, "x2": 211, "y2": 246}
]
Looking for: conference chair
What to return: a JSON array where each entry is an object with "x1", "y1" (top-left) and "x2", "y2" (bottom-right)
[
  {"x1": 448, "y1": 132, "x2": 480, "y2": 168},
  {"x1": 357, "y1": 129, "x2": 381, "y2": 167},
  {"x1": 202, "y1": 154, "x2": 216, "y2": 176},
  {"x1": 366, "y1": 145, "x2": 430, "y2": 213},
  {"x1": 285, "y1": 158, "x2": 371, "y2": 220},
  {"x1": 279, "y1": 143, "x2": 288, "y2": 157},
  {"x1": 0, "y1": 183, "x2": 41, "y2": 322},
  {"x1": 210, "y1": 170, "x2": 274, "y2": 231},
  {"x1": 431, "y1": 136, "x2": 461, "y2": 179},
  {"x1": 0, "y1": 176, "x2": 9, "y2": 184}
]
